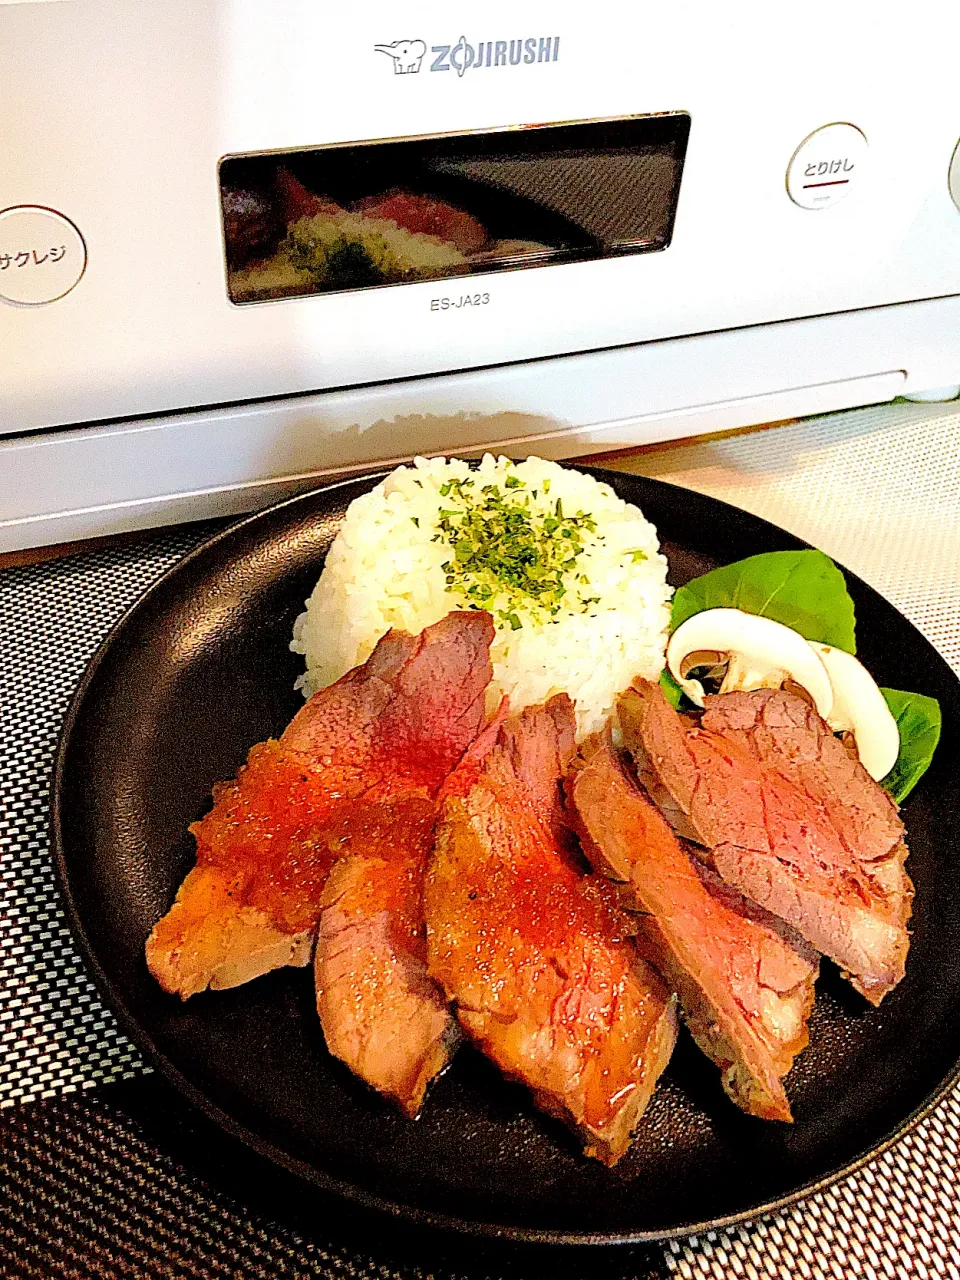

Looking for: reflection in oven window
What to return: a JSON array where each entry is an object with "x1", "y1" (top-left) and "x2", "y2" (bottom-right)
[
  {"x1": 224, "y1": 169, "x2": 557, "y2": 302},
  {"x1": 220, "y1": 116, "x2": 689, "y2": 303}
]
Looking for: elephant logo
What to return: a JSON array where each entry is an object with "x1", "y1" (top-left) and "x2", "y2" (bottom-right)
[{"x1": 374, "y1": 39, "x2": 427, "y2": 74}]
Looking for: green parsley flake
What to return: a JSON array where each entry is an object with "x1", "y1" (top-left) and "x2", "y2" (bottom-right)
[{"x1": 431, "y1": 474, "x2": 602, "y2": 627}]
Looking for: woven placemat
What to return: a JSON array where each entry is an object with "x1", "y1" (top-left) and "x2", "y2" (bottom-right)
[
  {"x1": 0, "y1": 521, "x2": 221, "y2": 1107},
  {"x1": 0, "y1": 1077, "x2": 670, "y2": 1280},
  {"x1": 1, "y1": 398, "x2": 959, "y2": 1277}
]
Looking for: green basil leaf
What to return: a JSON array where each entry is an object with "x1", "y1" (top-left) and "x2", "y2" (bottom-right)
[
  {"x1": 671, "y1": 550, "x2": 857, "y2": 653},
  {"x1": 880, "y1": 688, "x2": 942, "y2": 803},
  {"x1": 659, "y1": 667, "x2": 685, "y2": 710}
]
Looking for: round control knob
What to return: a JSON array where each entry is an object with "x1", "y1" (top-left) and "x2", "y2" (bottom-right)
[
  {"x1": 0, "y1": 206, "x2": 87, "y2": 306},
  {"x1": 949, "y1": 138, "x2": 960, "y2": 214},
  {"x1": 786, "y1": 123, "x2": 868, "y2": 210}
]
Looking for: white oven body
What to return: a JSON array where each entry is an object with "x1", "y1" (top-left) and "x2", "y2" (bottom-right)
[{"x1": 2, "y1": 0, "x2": 960, "y2": 549}]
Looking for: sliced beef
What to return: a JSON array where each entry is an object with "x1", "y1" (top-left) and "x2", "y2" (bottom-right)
[
  {"x1": 569, "y1": 738, "x2": 817, "y2": 1122},
  {"x1": 315, "y1": 798, "x2": 457, "y2": 1117},
  {"x1": 145, "y1": 864, "x2": 314, "y2": 998},
  {"x1": 620, "y1": 681, "x2": 911, "y2": 1004},
  {"x1": 495, "y1": 691, "x2": 578, "y2": 852},
  {"x1": 701, "y1": 688, "x2": 911, "y2": 914},
  {"x1": 146, "y1": 611, "x2": 493, "y2": 1000},
  {"x1": 426, "y1": 696, "x2": 677, "y2": 1166},
  {"x1": 315, "y1": 711, "x2": 508, "y2": 1117}
]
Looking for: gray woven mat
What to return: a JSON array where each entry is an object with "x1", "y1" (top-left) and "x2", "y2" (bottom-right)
[
  {"x1": 2, "y1": 409, "x2": 960, "y2": 1276},
  {"x1": 0, "y1": 522, "x2": 219, "y2": 1106}
]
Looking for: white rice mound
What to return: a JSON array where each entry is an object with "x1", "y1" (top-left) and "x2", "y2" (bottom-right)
[{"x1": 291, "y1": 455, "x2": 672, "y2": 738}]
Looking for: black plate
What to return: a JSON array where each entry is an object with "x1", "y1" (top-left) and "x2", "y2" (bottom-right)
[{"x1": 52, "y1": 468, "x2": 960, "y2": 1245}]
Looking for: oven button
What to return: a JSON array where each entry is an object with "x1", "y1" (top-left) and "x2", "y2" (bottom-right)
[
  {"x1": 786, "y1": 123, "x2": 868, "y2": 210},
  {"x1": 950, "y1": 138, "x2": 960, "y2": 214},
  {"x1": 0, "y1": 206, "x2": 87, "y2": 306}
]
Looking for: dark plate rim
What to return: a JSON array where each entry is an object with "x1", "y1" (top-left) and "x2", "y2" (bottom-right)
[{"x1": 49, "y1": 466, "x2": 960, "y2": 1247}]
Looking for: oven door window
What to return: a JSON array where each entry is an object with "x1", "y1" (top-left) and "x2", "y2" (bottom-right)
[{"x1": 219, "y1": 114, "x2": 689, "y2": 305}]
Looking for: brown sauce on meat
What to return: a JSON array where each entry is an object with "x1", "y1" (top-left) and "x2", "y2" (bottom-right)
[
  {"x1": 324, "y1": 797, "x2": 437, "y2": 947},
  {"x1": 466, "y1": 773, "x2": 633, "y2": 954},
  {"x1": 434, "y1": 776, "x2": 645, "y2": 1132},
  {"x1": 464, "y1": 856, "x2": 632, "y2": 957},
  {"x1": 191, "y1": 740, "x2": 437, "y2": 934},
  {"x1": 440, "y1": 847, "x2": 649, "y2": 1133}
]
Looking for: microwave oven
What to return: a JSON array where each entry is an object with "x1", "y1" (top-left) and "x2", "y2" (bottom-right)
[{"x1": 3, "y1": 0, "x2": 960, "y2": 551}]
